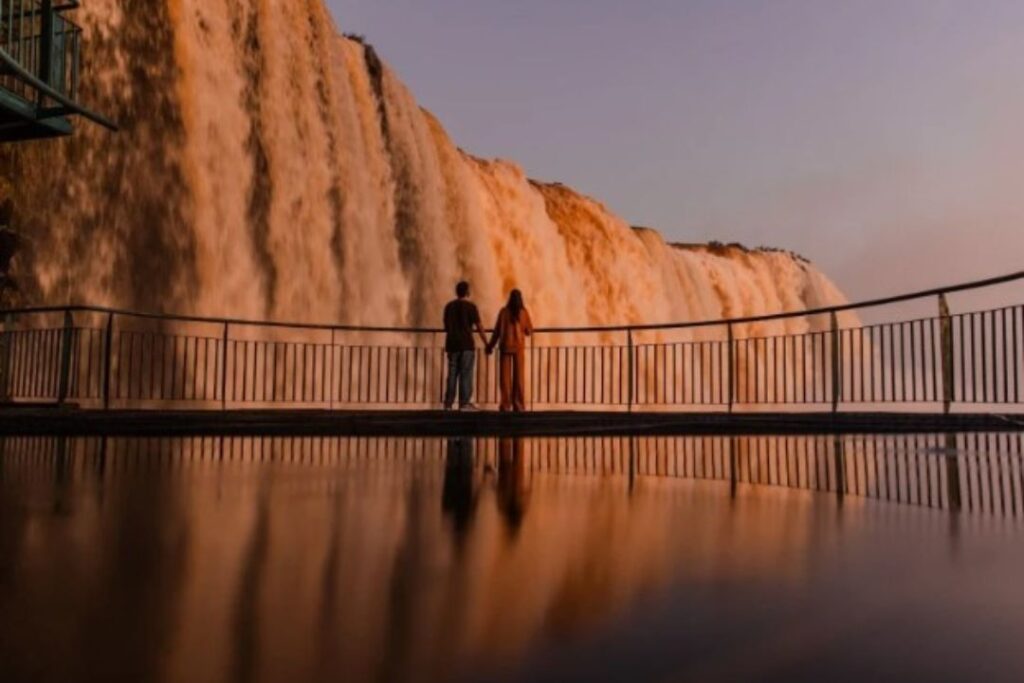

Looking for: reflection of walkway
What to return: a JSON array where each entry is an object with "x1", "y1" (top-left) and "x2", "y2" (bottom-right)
[{"x1": 1, "y1": 433, "x2": 1022, "y2": 519}]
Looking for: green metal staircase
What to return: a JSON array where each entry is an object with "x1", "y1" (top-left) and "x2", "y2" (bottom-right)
[{"x1": 0, "y1": 0, "x2": 115, "y2": 142}]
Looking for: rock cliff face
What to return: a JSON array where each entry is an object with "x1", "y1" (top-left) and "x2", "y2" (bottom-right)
[
  {"x1": 0, "y1": 0, "x2": 846, "y2": 340},
  {"x1": 0, "y1": 179, "x2": 16, "y2": 307}
]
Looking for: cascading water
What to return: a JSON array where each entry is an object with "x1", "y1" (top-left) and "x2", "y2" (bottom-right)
[{"x1": 0, "y1": 0, "x2": 849, "y2": 340}]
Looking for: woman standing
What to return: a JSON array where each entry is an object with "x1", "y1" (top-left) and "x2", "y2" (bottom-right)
[{"x1": 486, "y1": 290, "x2": 534, "y2": 412}]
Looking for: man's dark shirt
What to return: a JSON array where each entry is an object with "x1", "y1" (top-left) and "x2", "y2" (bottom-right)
[{"x1": 444, "y1": 298, "x2": 482, "y2": 353}]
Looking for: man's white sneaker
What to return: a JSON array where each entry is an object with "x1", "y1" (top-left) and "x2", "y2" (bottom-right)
[{"x1": 460, "y1": 403, "x2": 481, "y2": 412}]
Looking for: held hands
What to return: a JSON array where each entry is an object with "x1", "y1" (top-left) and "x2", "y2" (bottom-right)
[{"x1": 485, "y1": 342, "x2": 495, "y2": 356}]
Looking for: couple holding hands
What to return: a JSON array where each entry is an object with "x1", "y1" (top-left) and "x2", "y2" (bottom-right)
[{"x1": 442, "y1": 281, "x2": 534, "y2": 412}]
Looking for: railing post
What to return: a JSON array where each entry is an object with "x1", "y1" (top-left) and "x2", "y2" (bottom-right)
[
  {"x1": 626, "y1": 328, "x2": 634, "y2": 413},
  {"x1": 830, "y1": 312, "x2": 841, "y2": 413},
  {"x1": 435, "y1": 332, "x2": 442, "y2": 407},
  {"x1": 939, "y1": 294, "x2": 954, "y2": 414},
  {"x1": 727, "y1": 323, "x2": 735, "y2": 413},
  {"x1": 39, "y1": 0, "x2": 54, "y2": 88},
  {"x1": 0, "y1": 313, "x2": 12, "y2": 402},
  {"x1": 101, "y1": 312, "x2": 113, "y2": 410},
  {"x1": 329, "y1": 328, "x2": 336, "y2": 411},
  {"x1": 529, "y1": 333, "x2": 535, "y2": 412},
  {"x1": 56, "y1": 309, "x2": 74, "y2": 405},
  {"x1": 220, "y1": 322, "x2": 229, "y2": 410}
]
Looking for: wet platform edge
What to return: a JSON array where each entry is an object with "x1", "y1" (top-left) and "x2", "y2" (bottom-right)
[{"x1": 0, "y1": 407, "x2": 1022, "y2": 437}]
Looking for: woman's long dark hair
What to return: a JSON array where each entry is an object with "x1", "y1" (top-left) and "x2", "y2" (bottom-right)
[{"x1": 506, "y1": 289, "x2": 525, "y2": 323}]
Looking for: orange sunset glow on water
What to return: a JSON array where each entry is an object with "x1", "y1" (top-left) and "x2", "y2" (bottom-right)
[{"x1": 1, "y1": 435, "x2": 1024, "y2": 681}]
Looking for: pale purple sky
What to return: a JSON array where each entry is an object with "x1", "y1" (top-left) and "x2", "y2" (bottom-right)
[{"x1": 328, "y1": 0, "x2": 1024, "y2": 305}]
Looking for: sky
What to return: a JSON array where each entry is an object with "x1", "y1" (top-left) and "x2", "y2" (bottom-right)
[{"x1": 328, "y1": 0, "x2": 1024, "y2": 306}]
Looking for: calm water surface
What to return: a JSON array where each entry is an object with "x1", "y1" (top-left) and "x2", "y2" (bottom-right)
[{"x1": 1, "y1": 434, "x2": 1023, "y2": 682}]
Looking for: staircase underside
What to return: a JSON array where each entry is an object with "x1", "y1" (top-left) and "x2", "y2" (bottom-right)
[{"x1": 0, "y1": 87, "x2": 72, "y2": 142}]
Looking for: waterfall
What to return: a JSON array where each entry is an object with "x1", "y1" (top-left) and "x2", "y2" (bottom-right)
[{"x1": 0, "y1": 0, "x2": 849, "y2": 337}]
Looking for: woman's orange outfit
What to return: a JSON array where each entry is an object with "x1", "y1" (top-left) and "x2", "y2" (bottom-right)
[{"x1": 488, "y1": 307, "x2": 533, "y2": 411}]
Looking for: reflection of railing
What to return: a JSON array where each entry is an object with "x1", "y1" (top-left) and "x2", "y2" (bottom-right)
[
  {"x1": 1, "y1": 271, "x2": 1023, "y2": 411},
  {"x1": 1, "y1": 434, "x2": 1021, "y2": 518},
  {"x1": 531, "y1": 434, "x2": 1024, "y2": 518}
]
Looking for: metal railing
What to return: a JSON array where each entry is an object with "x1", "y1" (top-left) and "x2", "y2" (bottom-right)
[
  {"x1": 0, "y1": 0, "x2": 116, "y2": 131},
  {"x1": 1, "y1": 270, "x2": 1023, "y2": 412},
  {"x1": 1, "y1": 0, "x2": 80, "y2": 101}
]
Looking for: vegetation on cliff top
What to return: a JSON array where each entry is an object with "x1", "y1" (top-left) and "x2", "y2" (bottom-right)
[{"x1": 668, "y1": 238, "x2": 811, "y2": 265}]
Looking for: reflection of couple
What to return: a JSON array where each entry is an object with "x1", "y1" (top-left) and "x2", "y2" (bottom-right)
[
  {"x1": 442, "y1": 281, "x2": 534, "y2": 412},
  {"x1": 443, "y1": 437, "x2": 529, "y2": 540}
]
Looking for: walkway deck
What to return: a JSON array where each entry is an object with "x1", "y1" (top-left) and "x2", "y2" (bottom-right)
[{"x1": 1, "y1": 407, "x2": 1021, "y2": 438}]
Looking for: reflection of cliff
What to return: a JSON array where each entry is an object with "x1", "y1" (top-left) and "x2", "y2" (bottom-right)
[
  {"x1": 3, "y1": 434, "x2": 1022, "y2": 680},
  {"x1": 0, "y1": 0, "x2": 846, "y2": 334},
  {"x1": 0, "y1": 438, "x2": 190, "y2": 682},
  {"x1": 0, "y1": 436, "x2": 872, "y2": 683}
]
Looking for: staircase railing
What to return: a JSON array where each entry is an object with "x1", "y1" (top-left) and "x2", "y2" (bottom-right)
[{"x1": 0, "y1": 0, "x2": 117, "y2": 130}]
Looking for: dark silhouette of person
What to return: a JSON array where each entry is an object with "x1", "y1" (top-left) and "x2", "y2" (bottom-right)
[
  {"x1": 496, "y1": 437, "x2": 529, "y2": 537},
  {"x1": 443, "y1": 281, "x2": 488, "y2": 410},
  {"x1": 486, "y1": 289, "x2": 534, "y2": 412},
  {"x1": 442, "y1": 437, "x2": 480, "y2": 551}
]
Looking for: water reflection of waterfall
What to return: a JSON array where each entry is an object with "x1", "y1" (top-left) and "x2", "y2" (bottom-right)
[
  {"x1": 0, "y1": 0, "x2": 849, "y2": 340},
  {"x1": 1, "y1": 434, "x2": 1022, "y2": 681}
]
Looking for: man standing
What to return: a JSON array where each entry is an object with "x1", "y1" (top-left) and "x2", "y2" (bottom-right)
[{"x1": 443, "y1": 281, "x2": 488, "y2": 410}]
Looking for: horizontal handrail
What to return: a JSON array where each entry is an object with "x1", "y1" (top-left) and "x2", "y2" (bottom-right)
[
  {"x1": 1, "y1": 0, "x2": 81, "y2": 21},
  {"x1": 2, "y1": 269, "x2": 1023, "y2": 335}
]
